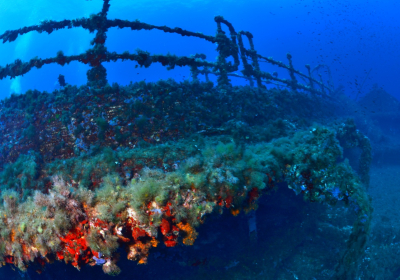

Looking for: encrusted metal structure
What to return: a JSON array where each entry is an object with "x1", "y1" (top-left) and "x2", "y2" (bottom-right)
[
  {"x1": 0, "y1": 2, "x2": 371, "y2": 280},
  {"x1": 0, "y1": 0, "x2": 332, "y2": 94}
]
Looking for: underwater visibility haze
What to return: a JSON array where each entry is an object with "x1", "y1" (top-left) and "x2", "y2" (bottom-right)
[{"x1": 0, "y1": 0, "x2": 399, "y2": 279}]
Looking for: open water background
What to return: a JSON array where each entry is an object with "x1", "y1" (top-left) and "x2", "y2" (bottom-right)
[{"x1": 0, "y1": 0, "x2": 399, "y2": 100}]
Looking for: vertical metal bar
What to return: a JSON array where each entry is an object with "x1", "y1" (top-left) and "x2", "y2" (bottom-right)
[
  {"x1": 214, "y1": 18, "x2": 230, "y2": 87},
  {"x1": 286, "y1": 53, "x2": 297, "y2": 91},
  {"x1": 237, "y1": 32, "x2": 254, "y2": 86},
  {"x1": 190, "y1": 65, "x2": 199, "y2": 82},
  {"x1": 86, "y1": 0, "x2": 111, "y2": 88},
  {"x1": 305, "y1": 64, "x2": 314, "y2": 90},
  {"x1": 245, "y1": 32, "x2": 262, "y2": 88},
  {"x1": 318, "y1": 74, "x2": 326, "y2": 95}
]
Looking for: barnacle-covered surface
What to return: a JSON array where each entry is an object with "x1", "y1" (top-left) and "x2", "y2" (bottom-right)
[
  {"x1": 0, "y1": 80, "x2": 336, "y2": 170},
  {"x1": 0, "y1": 81, "x2": 372, "y2": 279}
]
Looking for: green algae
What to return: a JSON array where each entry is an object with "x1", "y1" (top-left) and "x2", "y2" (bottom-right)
[
  {"x1": 0, "y1": 125, "x2": 371, "y2": 270},
  {"x1": 0, "y1": 78, "x2": 372, "y2": 277}
]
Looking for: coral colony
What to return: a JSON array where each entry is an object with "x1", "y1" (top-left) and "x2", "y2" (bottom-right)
[{"x1": 0, "y1": 0, "x2": 372, "y2": 279}]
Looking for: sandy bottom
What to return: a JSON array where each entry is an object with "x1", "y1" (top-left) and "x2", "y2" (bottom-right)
[{"x1": 357, "y1": 164, "x2": 400, "y2": 280}]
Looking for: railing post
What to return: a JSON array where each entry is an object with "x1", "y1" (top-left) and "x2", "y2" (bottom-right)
[
  {"x1": 190, "y1": 65, "x2": 199, "y2": 82},
  {"x1": 318, "y1": 74, "x2": 326, "y2": 95},
  {"x1": 85, "y1": 0, "x2": 111, "y2": 88},
  {"x1": 305, "y1": 64, "x2": 314, "y2": 90},
  {"x1": 237, "y1": 32, "x2": 254, "y2": 86},
  {"x1": 214, "y1": 19, "x2": 230, "y2": 87},
  {"x1": 237, "y1": 31, "x2": 263, "y2": 88},
  {"x1": 214, "y1": 16, "x2": 240, "y2": 88},
  {"x1": 286, "y1": 53, "x2": 297, "y2": 91},
  {"x1": 244, "y1": 32, "x2": 263, "y2": 88}
]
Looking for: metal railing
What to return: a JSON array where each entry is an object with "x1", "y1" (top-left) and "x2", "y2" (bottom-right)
[{"x1": 0, "y1": 0, "x2": 333, "y2": 95}]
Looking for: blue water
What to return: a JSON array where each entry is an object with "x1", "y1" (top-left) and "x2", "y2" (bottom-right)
[{"x1": 0, "y1": 0, "x2": 399, "y2": 100}]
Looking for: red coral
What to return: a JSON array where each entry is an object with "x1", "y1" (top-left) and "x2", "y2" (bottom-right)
[
  {"x1": 57, "y1": 223, "x2": 93, "y2": 268},
  {"x1": 56, "y1": 251, "x2": 64, "y2": 260},
  {"x1": 93, "y1": 218, "x2": 108, "y2": 229},
  {"x1": 66, "y1": 246, "x2": 75, "y2": 255},
  {"x1": 132, "y1": 227, "x2": 147, "y2": 241},
  {"x1": 248, "y1": 187, "x2": 259, "y2": 204},
  {"x1": 225, "y1": 195, "x2": 233, "y2": 208},
  {"x1": 217, "y1": 196, "x2": 223, "y2": 206},
  {"x1": 160, "y1": 219, "x2": 170, "y2": 235},
  {"x1": 4, "y1": 255, "x2": 14, "y2": 264},
  {"x1": 163, "y1": 202, "x2": 172, "y2": 217},
  {"x1": 164, "y1": 240, "x2": 177, "y2": 247},
  {"x1": 160, "y1": 219, "x2": 179, "y2": 247},
  {"x1": 172, "y1": 225, "x2": 179, "y2": 236}
]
